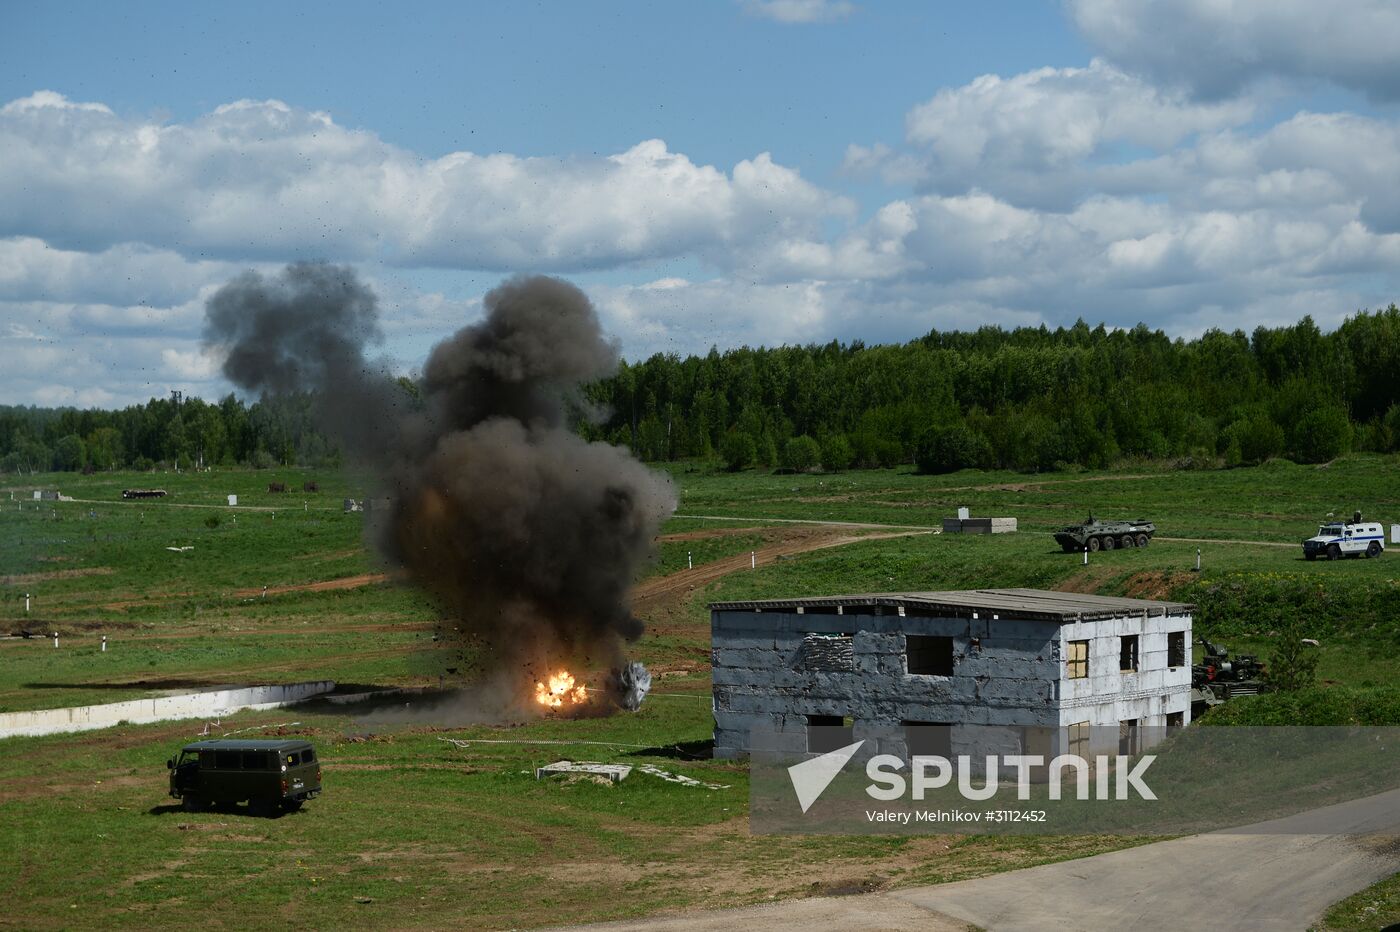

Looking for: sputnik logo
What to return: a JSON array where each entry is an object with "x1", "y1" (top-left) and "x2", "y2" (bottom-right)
[{"x1": 788, "y1": 740, "x2": 865, "y2": 813}]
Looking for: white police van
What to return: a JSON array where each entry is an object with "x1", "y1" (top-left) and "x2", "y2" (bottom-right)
[{"x1": 1302, "y1": 513, "x2": 1386, "y2": 561}]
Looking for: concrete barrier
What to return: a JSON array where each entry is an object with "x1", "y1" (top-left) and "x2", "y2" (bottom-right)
[
  {"x1": 0, "y1": 680, "x2": 336, "y2": 739},
  {"x1": 943, "y1": 517, "x2": 1018, "y2": 534}
]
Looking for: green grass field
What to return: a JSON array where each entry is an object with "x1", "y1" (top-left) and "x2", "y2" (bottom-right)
[{"x1": 2, "y1": 457, "x2": 1398, "y2": 928}]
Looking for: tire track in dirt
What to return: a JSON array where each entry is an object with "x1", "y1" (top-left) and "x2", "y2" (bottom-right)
[{"x1": 232, "y1": 573, "x2": 390, "y2": 598}]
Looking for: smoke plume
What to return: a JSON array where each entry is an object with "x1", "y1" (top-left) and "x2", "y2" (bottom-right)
[{"x1": 204, "y1": 263, "x2": 676, "y2": 702}]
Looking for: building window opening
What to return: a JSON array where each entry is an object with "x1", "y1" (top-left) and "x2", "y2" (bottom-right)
[
  {"x1": 1119, "y1": 719, "x2": 1141, "y2": 755},
  {"x1": 806, "y1": 714, "x2": 854, "y2": 753},
  {"x1": 1167, "y1": 631, "x2": 1186, "y2": 668},
  {"x1": 906, "y1": 635, "x2": 954, "y2": 675},
  {"x1": 1120, "y1": 635, "x2": 1139, "y2": 673},
  {"x1": 1066, "y1": 640, "x2": 1089, "y2": 679},
  {"x1": 1067, "y1": 722, "x2": 1089, "y2": 759},
  {"x1": 902, "y1": 721, "x2": 952, "y2": 759}
]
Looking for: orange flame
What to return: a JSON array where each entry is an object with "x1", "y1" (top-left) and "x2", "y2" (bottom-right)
[{"x1": 535, "y1": 670, "x2": 589, "y2": 709}]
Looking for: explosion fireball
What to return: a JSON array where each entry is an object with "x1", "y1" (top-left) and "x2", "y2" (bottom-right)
[{"x1": 534, "y1": 671, "x2": 589, "y2": 710}]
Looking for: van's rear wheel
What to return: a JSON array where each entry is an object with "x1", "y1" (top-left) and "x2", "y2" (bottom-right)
[
  {"x1": 1367, "y1": 542, "x2": 1382, "y2": 558},
  {"x1": 1121, "y1": 534, "x2": 1135, "y2": 548},
  {"x1": 249, "y1": 800, "x2": 275, "y2": 818},
  {"x1": 282, "y1": 799, "x2": 304, "y2": 813}
]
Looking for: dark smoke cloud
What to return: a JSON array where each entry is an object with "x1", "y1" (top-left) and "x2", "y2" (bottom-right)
[{"x1": 204, "y1": 263, "x2": 676, "y2": 702}]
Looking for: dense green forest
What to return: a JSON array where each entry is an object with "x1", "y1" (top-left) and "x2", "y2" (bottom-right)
[{"x1": 4, "y1": 309, "x2": 1400, "y2": 475}]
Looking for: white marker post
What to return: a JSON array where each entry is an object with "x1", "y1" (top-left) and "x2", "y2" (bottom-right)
[
  {"x1": 751, "y1": 551, "x2": 756, "y2": 569},
  {"x1": 687, "y1": 551, "x2": 692, "y2": 570},
  {"x1": 1083, "y1": 546, "x2": 1089, "y2": 566},
  {"x1": 101, "y1": 635, "x2": 107, "y2": 652},
  {"x1": 52, "y1": 632, "x2": 58, "y2": 649},
  {"x1": 1196, "y1": 548, "x2": 1202, "y2": 572},
  {"x1": 25, "y1": 593, "x2": 30, "y2": 613}
]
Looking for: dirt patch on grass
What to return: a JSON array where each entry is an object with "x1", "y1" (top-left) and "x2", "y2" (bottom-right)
[
  {"x1": 233, "y1": 573, "x2": 389, "y2": 598},
  {"x1": 1051, "y1": 566, "x2": 1118, "y2": 594},
  {"x1": 290, "y1": 548, "x2": 364, "y2": 562},
  {"x1": 658, "y1": 527, "x2": 767, "y2": 542},
  {"x1": 633, "y1": 526, "x2": 930, "y2": 606},
  {"x1": 1124, "y1": 570, "x2": 1196, "y2": 600},
  {"x1": 2, "y1": 566, "x2": 114, "y2": 585}
]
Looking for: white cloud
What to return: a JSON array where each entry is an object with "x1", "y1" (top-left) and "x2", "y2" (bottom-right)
[
  {"x1": 857, "y1": 60, "x2": 1253, "y2": 202},
  {"x1": 0, "y1": 90, "x2": 113, "y2": 115},
  {"x1": 0, "y1": 237, "x2": 242, "y2": 306},
  {"x1": 739, "y1": 0, "x2": 855, "y2": 24},
  {"x1": 1070, "y1": 0, "x2": 1400, "y2": 99},
  {"x1": 0, "y1": 93, "x2": 848, "y2": 274}
]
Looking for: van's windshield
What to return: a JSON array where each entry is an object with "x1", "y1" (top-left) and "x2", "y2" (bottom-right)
[{"x1": 1320, "y1": 524, "x2": 1343, "y2": 535}]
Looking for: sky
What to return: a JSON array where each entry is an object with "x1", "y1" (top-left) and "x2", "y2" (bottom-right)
[{"x1": 2, "y1": 0, "x2": 1400, "y2": 408}]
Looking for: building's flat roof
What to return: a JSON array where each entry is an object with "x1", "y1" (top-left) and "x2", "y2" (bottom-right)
[{"x1": 709, "y1": 587, "x2": 1192, "y2": 622}]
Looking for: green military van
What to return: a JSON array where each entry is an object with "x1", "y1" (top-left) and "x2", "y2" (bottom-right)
[{"x1": 168, "y1": 739, "x2": 321, "y2": 815}]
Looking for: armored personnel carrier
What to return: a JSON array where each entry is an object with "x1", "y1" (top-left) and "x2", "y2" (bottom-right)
[{"x1": 1054, "y1": 514, "x2": 1156, "y2": 552}]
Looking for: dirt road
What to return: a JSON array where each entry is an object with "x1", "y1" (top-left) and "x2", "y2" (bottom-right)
[
  {"x1": 632, "y1": 528, "x2": 932, "y2": 609},
  {"x1": 677, "y1": 514, "x2": 1298, "y2": 549},
  {"x1": 554, "y1": 788, "x2": 1400, "y2": 931}
]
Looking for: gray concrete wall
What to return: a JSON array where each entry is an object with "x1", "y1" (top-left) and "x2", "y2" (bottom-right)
[
  {"x1": 712, "y1": 608, "x2": 1061, "y2": 759},
  {"x1": 0, "y1": 681, "x2": 336, "y2": 739}
]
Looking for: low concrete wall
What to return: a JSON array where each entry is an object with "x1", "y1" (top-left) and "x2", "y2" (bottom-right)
[
  {"x1": 0, "y1": 680, "x2": 336, "y2": 739},
  {"x1": 942, "y1": 517, "x2": 1017, "y2": 534}
]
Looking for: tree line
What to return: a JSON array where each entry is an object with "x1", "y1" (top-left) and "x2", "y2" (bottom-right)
[
  {"x1": 3, "y1": 309, "x2": 1399, "y2": 475},
  {"x1": 0, "y1": 392, "x2": 334, "y2": 475}
]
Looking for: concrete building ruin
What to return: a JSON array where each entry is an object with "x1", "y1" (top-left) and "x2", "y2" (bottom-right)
[{"x1": 710, "y1": 588, "x2": 1193, "y2": 759}]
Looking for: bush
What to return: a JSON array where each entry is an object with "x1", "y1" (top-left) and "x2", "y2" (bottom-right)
[
  {"x1": 1199, "y1": 686, "x2": 1400, "y2": 726},
  {"x1": 819, "y1": 434, "x2": 854, "y2": 472},
  {"x1": 916, "y1": 424, "x2": 992, "y2": 474},
  {"x1": 719, "y1": 432, "x2": 757, "y2": 472},
  {"x1": 781, "y1": 435, "x2": 820, "y2": 473},
  {"x1": 1222, "y1": 415, "x2": 1284, "y2": 465},
  {"x1": 1383, "y1": 403, "x2": 1400, "y2": 452},
  {"x1": 1289, "y1": 406, "x2": 1352, "y2": 463},
  {"x1": 1267, "y1": 616, "x2": 1320, "y2": 691},
  {"x1": 871, "y1": 438, "x2": 904, "y2": 469}
]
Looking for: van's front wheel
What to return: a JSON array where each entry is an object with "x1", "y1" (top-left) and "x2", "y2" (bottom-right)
[{"x1": 181, "y1": 795, "x2": 206, "y2": 812}]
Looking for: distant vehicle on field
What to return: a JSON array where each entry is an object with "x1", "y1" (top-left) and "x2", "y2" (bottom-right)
[
  {"x1": 121, "y1": 489, "x2": 167, "y2": 499},
  {"x1": 1054, "y1": 515, "x2": 1155, "y2": 552},
  {"x1": 1302, "y1": 512, "x2": 1385, "y2": 560},
  {"x1": 168, "y1": 739, "x2": 321, "y2": 816}
]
